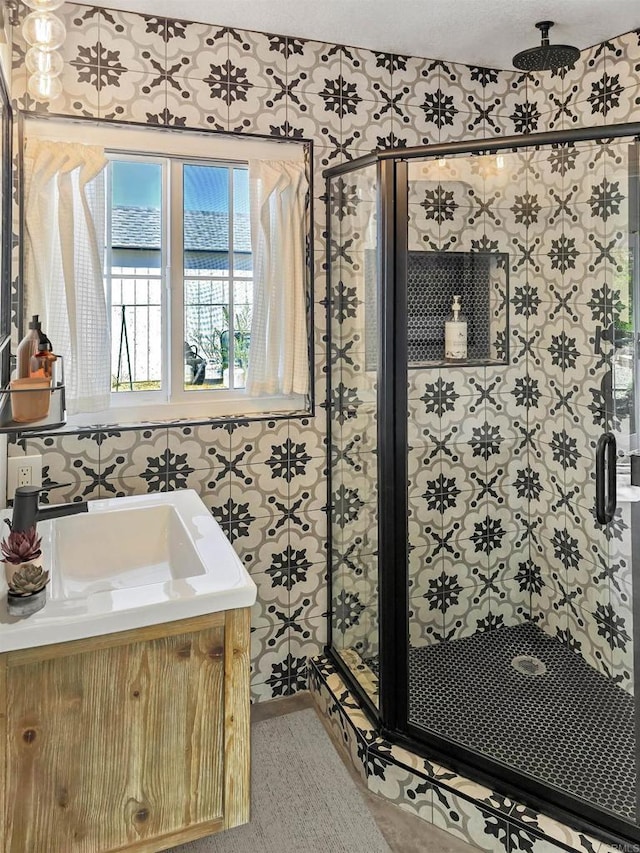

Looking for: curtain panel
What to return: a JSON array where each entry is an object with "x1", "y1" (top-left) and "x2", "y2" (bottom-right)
[
  {"x1": 23, "y1": 138, "x2": 110, "y2": 415},
  {"x1": 246, "y1": 159, "x2": 309, "y2": 398}
]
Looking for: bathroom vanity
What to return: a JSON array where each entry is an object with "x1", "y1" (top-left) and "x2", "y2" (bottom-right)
[{"x1": 0, "y1": 491, "x2": 256, "y2": 853}]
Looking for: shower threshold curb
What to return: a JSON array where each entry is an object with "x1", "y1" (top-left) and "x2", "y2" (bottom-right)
[{"x1": 308, "y1": 654, "x2": 618, "y2": 853}]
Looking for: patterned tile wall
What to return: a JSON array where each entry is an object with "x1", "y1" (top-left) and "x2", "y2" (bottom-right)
[
  {"x1": 5, "y1": 1, "x2": 531, "y2": 701},
  {"x1": 8, "y1": 3, "x2": 640, "y2": 701}
]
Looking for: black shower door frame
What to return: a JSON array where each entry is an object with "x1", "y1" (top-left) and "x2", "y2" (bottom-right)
[{"x1": 325, "y1": 121, "x2": 640, "y2": 847}]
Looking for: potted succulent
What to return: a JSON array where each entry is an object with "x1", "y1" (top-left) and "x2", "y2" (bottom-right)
[{"x1": 1, "y1": 523, "x2": 49, "y2": 616}]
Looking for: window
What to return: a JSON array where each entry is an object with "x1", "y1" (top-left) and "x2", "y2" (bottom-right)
[
  {"x1": 23, "y1": 120, "x2": 310, "y2": 425},
  {"x1": 107, "y1": 154, "x2": 254, "y2": 403}
]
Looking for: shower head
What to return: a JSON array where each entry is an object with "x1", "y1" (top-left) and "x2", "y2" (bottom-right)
[{"x1": 512, "y1": 21, "x2": 580, "y2": 71}]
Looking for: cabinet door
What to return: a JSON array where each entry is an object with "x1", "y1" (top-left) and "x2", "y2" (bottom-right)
[{"x1": 5, "y1": 625, "x2": 226, "y2": 853}]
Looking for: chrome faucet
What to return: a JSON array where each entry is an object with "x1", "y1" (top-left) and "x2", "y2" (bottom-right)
[{"x1": 11, "y1": 485, "x2": 88, "y2": 532}]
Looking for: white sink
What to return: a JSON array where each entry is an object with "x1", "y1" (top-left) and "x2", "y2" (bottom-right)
[
  {"x1": 55, "y1": 502, "x2": 207, "y2": 596},
  {"x1": 0, "y1": 490, "x2": 257, "y2": 653}
]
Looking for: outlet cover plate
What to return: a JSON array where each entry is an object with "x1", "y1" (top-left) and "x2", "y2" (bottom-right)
[{"x1": 7, "y1": 454, "x2": 42, "y2": 499}]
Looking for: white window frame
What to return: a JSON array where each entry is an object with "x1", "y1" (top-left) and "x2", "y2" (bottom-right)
[{"x1": 24, "y1": 119, "x2": 310, "y2": 427}]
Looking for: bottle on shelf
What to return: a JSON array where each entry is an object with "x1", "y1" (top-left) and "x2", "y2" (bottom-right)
[
  {"x1": 16, "y1": 315, "x2": 42, "y2": 379},
  {"x1": 444, "y1": 294, "x2": 468, "y2": 360},
  {"x1": 30, "y1": 329, "x2": 57, "y2": 380}
]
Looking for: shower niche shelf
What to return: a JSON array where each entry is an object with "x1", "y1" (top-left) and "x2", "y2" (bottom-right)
[{"x1": 406, "y1": 250, "x2": 509, "y2": 368}]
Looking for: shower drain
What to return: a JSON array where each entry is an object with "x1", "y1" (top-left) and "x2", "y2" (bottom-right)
[{"x1": 511, "y1": 655, "x2": 547, "y2": 676}]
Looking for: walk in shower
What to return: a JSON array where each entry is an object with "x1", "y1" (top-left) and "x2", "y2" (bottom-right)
[{"x1": 326, "y1": 123, "x2": 640, "y2": 842}]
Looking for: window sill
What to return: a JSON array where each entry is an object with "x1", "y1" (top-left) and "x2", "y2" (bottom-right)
[{"x1": 61, "y1": 393, "x2": 310, "y2": 432}]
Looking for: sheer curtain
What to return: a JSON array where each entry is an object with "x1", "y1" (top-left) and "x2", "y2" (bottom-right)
[
  {"x1": 246, "y1": 159, "x2": 309, "y2": 397},
  {"x1": 23, "y1": 139, "x2": 110, "y2": 415}
]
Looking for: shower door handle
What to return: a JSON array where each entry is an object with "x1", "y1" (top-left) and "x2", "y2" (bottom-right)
[{"x1": 595, "y1": 432, "x2": 617, "y2": 524}]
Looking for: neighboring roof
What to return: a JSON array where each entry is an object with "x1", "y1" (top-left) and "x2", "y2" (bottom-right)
[{"x1": 112, "y1": 206, "x2": 251, "y2": 253}]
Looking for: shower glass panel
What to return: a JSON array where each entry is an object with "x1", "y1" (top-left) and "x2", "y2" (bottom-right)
[
  {"x1": 327, "y1": 163, "x2": 380, "y2": 706},
  {"x1": 404, "y1": 139, "x2": 637, "y2": 822}
]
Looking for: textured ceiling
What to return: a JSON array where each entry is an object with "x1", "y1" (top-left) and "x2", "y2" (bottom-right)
[{"x1": 89, "y1": 0, "x2": 640, "y2": 70}]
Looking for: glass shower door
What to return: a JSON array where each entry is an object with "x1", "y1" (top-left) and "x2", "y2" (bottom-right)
[
  {"x1": 402, "y1": 138, "x2": 639, "y2": 827},
  {"x1": 327, "y1": 163, "x2": 381, "y2": 707}
]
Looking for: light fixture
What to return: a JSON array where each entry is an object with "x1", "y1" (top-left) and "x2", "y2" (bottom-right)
[
  {"x1": 25, "y1": 47, "x2": 63, "y2": 77},
  {"x1": 22, "y1": 11, "x2": 66, "y2": 51},
  {"x1": 22, "y1": 6, "x2": 67, "y2": 102},
  {"x1": 27, "y1": 72, "x2": 63, "y2": 102},
  {"x1": 23, "y1": 0, "x2": 65, "y2": 10}
]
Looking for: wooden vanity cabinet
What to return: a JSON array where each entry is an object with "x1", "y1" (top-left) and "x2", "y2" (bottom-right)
[{"x1": 0, "y1": 608, "x2": 251, "y2": 853}]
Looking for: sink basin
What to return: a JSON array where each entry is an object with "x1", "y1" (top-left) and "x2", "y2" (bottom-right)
[
  {"x1": 0, "y1": 490, "x2": 257, "y2": 653},
  {"x1": 56, "y1": 503, "x2": 206, "y2": 596}
]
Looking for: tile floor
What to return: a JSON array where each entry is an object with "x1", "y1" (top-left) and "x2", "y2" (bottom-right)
[{"x1": 255, "y1": 692, "x2": 480, "y2": 852}]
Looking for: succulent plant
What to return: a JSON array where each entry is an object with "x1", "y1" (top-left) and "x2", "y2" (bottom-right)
[
  {"x1": 8, "y1": 563, "x2": 49, "y2": 596},
  {"x1": 1, "y1": 526, "x2": 42, "y2": 565}
]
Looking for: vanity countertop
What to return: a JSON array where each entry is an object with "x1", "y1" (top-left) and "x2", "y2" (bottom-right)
[{"x1": 0, "y1": 490, "x2": 257, "y2": 653}]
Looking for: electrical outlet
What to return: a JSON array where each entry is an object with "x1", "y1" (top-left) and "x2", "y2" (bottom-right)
[{"x1": 7, "y1": 454, "x2": 42, "y2": 499}]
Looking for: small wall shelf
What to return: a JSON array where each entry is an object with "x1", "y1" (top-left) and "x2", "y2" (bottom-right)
[{"x1": 0, "y1": 358, "x2": 66, "y2": 433}]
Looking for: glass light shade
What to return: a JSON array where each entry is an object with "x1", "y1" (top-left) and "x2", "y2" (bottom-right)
[
  {"x1": 22, "y1": 12, "x2": 66, "y2": 50},
  {"x1": 25, "y1": 48, "x2": 63, "y2": 77},
  {"x1": 27, "y1": 73, "x2": 63, "y2": 102},
  {"x1": 23, "y1": 0, "x2": 66, "y2": 10}
]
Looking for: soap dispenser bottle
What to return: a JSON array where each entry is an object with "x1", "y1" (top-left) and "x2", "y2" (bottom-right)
[
  {"x1": 445, "y1": 295, "x2": 467, "y2": 360},
  {"x1": 30, "y1": 329, "x2": 57, "y2": 380},
  {"x1": 16, "y1": 315, "x2": 42, "y2": 379}
]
